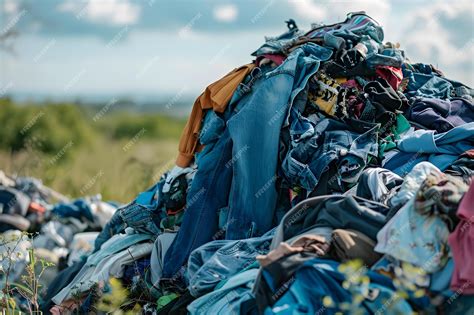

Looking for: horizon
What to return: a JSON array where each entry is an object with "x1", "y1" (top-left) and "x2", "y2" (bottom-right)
[{"x1": 1, "y1": 0, "x2": 473, "y2": 102}]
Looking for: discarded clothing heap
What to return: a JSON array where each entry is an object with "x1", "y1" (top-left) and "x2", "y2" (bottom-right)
[
  {"x1": 3, "y1": 11, "x2": 472, "y2": 314},
  {"x1": 0, "y1": 171, "x2": 118, "y2": 311}
]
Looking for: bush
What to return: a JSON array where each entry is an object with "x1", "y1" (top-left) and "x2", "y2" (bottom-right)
[
  {"x1": 0, "y1": 98, "x2": 94, "y2": 156},
  {"x1": 96, "y1": 111, "x2": 185, "y2": 140}
]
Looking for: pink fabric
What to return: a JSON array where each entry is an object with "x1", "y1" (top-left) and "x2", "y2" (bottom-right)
[
  {"x1": 376, "y1": 66, "x2": 403, "y2": 91},
  {"x1": 258, "y1": 54, "x2": 286, "y2": 66},
  {"x1": 264, "y1": 54, "x2": 285, "y2": 65},
  {"x1": 448, "y1": 179, "x2": 474, "y2": 295}
]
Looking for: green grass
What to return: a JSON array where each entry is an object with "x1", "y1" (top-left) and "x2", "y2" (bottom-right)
[{"x1": 0, "y1": 98, "x2": 185, "y2": 202}]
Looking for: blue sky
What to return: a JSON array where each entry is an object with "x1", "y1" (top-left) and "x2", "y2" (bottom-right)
[{"x1": 1, "y1": 0, "x2": 473, "y2": 102}]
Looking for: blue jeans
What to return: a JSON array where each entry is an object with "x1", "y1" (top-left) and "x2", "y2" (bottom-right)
[
  {"x1": 187, "y1": 234, "x2": 273, "y2": 297},
  {"x1": 282, "y1": 117, "x2": 379, "y2": 192},
  {"x1": 226, "y1": 43, "x2": 333, "y2": 240},
  {"x1": 251, "y1": 21, "x2": 302, "y2": 56},
  {"x1": 187, "y1": 268, "x2": 259, "y2": 315},
  {"x1": 162, "y1": 43, "x2": 333, "y2": 281},
  {"x1": 52, "y1": 199, "x2": 94, "y2": 221},
  {"x1": 94, "y1": 181, "x2": 164, "y2": 251},
  {"x1": 162, "y1": 127, "x2": 234, "y2": 282}
]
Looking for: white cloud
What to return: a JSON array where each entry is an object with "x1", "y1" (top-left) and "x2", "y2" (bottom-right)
[
  {"x1": 3, "y1": 0, "x2": 18, "y2": 14},
  {"x1": 213, "y1": 4, "x2": 238, "y2": 23},
  {"x1": 3, "y1": 0, "x2": 19, "y2": 14},
  {"x1": 400, "y1": 1, "x2": 473, "y2": 85},
  {"x1": 57, "y1": 0, "x2": 141, "y2": 25},
  {"x1": 289, "y1": 0, "x2": 391, "y2": 29},
  {"x1": 289, "y1": 0, "x2": 327, "y2": 23}
]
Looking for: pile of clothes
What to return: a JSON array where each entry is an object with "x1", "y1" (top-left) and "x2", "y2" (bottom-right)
[
  {"x1": 2, "y1": 11, "x2": 474, "y2": 314},
  {"x1": 0, "y1": 171, "x2": 118, "y2": 310}
]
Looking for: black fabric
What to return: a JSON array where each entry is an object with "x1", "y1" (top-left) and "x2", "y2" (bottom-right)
[
  {"x1": 356, "y1": 168, "x2": 403, "y2": 205},
  {"x1": 321, "y1": 59, "x2": 375, "y2": 78},
  {"x1": 0, "y1": 187, "x2": 31, "y2": 216},
  {"x1": 364, "y1": 78, "x2": 407, "y2": 112},
  {"x1": 285, "y1": 195, "x2": 388, "y2": 241},
  {"x1": 162, "y1": 175, "x2": 188, "y2": 211},
  {"x1": 445, "y1": 149, "x2": 474, "y2": 183}
]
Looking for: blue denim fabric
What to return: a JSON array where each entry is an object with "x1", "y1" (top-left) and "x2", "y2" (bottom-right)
[
  {"x1": 94, "y1": 209, "x2": 127, "y2": 251},
  {"x1": 123, "y1": 257, "x2": 151, "y2": 283},
  {"x1": 52, "y1": 199, "x2": 94, "y2": 221},
  {"x1": 282, "y1": 117, "x2": 379, "y2": 192},
  {"x1": 187, "y1": 268, "x2": 258, "y2": 315},
  {"x1": 366, "y1": 48, "x2": 405, "y2": 69},
  {"x1": 306, "y1": 12, "x2": 384, "y2": 44},
  {"x1": 323, "y1": 32, "x2": 345, "y2": 50},
  {"x1": 163, "y1": 43, "x2": 332, "y2": 280},
  {"x1": 94, "y1": 181, "x2": 165, "y2": 251},
  {"x1": 398, "y1": 122, "x2": 474, "y2": 154},
  {"x1": 264, "y1": 259, "x2": 413, "y2": 315},
  {"x1": 163, "y1": 68, "x2": 270, "y2": 281},
  {"x1": 430, "y1": 258, "x2": 454, "y2": 293},
  {"x1": 402, "y1": 64, "x2": 454, "y2": 99},
  {"x1": 162, "y1": 127, "x2": 234, "y2": 281},
  {"x1": 225, "y1": 43, "x2": 332, "y2": 240},
  {"x1": 199, "y1": 110, "x2": 225, "y2": 145},
  {"x1": 251, "y1": 22, "x2": 302, "y2": 56},
  {"x1": 187, "y1": 234, "x2": 273, "y2": 297},
  {"x1": 445, "y1": 78, "x2": 474, "y2": 100}
]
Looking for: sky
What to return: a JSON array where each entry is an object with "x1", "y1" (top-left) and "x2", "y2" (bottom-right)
[{"x1": 0, "y1": 0, "x2": 473, "y2": 103}]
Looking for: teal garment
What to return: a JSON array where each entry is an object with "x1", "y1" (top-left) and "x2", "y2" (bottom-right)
[
  {"x1": 442, "y1": 295, "x2": 474, "y2": 314},
  {"x1": 214, "y1": 261, "x2": 260, "y2": 291},
  {"x1": 187, "y1": 269, "x2": 258, "y2": 315},
  {"x1": 264, "y1": 259, "x2": 413, "y2": 315},
  {"x1": 379, "y1": 113, "x2": 411, "y2": 157}
]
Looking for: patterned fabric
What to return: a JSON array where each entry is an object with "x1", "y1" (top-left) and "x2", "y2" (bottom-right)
[
  {"x1": 308, "y1": 73, "x2": 346, "y2": 116},
  {"x1": 374, "y1": 163, "x2": 461, "y2": 273},
  {"x1": 415, "y1": 172, "x2": 468, "y2": 232}
]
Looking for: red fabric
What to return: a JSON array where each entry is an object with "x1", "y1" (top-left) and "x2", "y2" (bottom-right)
[
  {"x1": 28, "y1": 201, "x2": 46, "y2": 214},
  {"x1": 167, "y1": 208, "x2": 184, "y2": 216},
  {"x1": 376, "y1": 66, "x2": 403, "y2": 91},
  {"x1": 448, "y1": 180, "x2": 474, "y2": 294}
]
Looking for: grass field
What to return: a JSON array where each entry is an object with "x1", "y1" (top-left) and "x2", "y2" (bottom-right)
[{"x1": 0, "y1": 98, "x2": 185, "y2": 202}]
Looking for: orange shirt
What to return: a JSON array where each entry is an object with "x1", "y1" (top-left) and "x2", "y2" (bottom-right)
[{"x1": 176, "y1": 63, "x2": 256, "y2": 167}]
